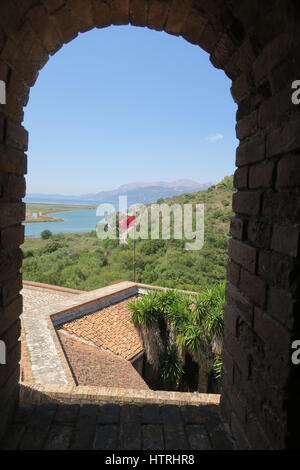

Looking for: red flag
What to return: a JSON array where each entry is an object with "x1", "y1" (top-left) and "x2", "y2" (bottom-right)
[{"x1": 119, "y1": 215, "x2": 135, "y2": 232}]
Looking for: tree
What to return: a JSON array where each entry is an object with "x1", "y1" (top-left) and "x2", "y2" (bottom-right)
[{"x1": 41, "y1": 229, "x2": 52, "y2": 240}]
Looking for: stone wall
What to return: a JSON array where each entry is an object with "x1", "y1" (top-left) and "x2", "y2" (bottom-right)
[{"x1": 0, "y1": 0, "x2": 299, "y2": 448}]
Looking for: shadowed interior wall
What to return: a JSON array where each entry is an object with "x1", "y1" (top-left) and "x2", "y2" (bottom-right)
[{"x1": 0, "y1": 0, "x2": 299, "y2": 449}]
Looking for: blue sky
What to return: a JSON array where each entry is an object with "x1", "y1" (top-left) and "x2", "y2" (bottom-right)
[{"x1": 24, "y1": 25, "x2": 237, "y2": 195}]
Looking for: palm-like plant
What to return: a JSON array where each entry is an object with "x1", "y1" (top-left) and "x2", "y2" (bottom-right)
[
  {"x1": 176, "y1": 324, "x2": 202, "y2": 352},
  {"x1": 128, "y1": 283, "x2": 225, "y2": 388},
  {"x1": 128, "y1": 291, "x2": 161, "y2": 326},
  {"x1": 213, "y1": 354, "x2": 223, "y2": 380},
  {"x1": 160, "y1": 343, "x2": 183, "y2": 386}
]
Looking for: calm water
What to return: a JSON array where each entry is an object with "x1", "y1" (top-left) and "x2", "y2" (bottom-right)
[{"x1": 24, "y1": 208, "x2": 103, "y2": 238}]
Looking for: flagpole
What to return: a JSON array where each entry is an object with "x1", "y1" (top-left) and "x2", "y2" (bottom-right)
[{"x1": 133, "y1": 209, "x2": 136, "y2": 282}]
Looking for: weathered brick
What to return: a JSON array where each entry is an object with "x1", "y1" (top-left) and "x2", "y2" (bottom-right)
[
  {"x1": 147, "y1": 0, "x2": 170, "y2": 32},
  {"x1": 236, "y1": 96, "x2": 252, "y2": 121},
  {"x1": 93, "y1": 424, "x2": 118, "y2": 450},
  {"x1": 0, "y1": 115, "x2": 5, "y2": 144},
  {"x1": 271, "y1": 224, "x2": 299, "y2": 257},
  {"x1": 0, "y1": 319, "x2": 20, "y2": 354},
  {"x1": 181, "y1": 6, "x2": 207, "y2": 45},
  {"x1": 120, "y1": 405, "x2": 141, "y2": 450},
  {"x1": 142, "y1": 424, "x2": 164, "y2": 450},
  {"x1": 248, "y1": 219, "x2": 271, "y2": 249},
  {"x1": 245, "y1": 413, "x2": 271, "y2": 450},
  {"x1": 0, "y1": 249, "x2": 23, "y2": 284},
  {"x1": 1, "y1": 38, "x2": 40, "y2": 87},
  {"x1": 249, "y1": 160, "x2": 274, "y2": 189},
  {"x1": 223, "y1": 304, "x2": 237, "y2": 337},
  {"x1": 0, "y1": 295, "x2": 23, "y2": 336},
  {"x1": 234, "y1": 167, "x2": 248, "y2": 189},
  {"x1": 7, "y1": 71, "x2": 30, "y2": 108},
  {"x1": 1, "y1": 274, "x2": 22, "y2": 307},
  {"x1": 258, "y1": 250, "x2": 294, "y2": 289},
  {"x1": 222, "y1": 347, "x2": 234, "y2": 385},
  {"x1": 71, "y1": 404, "x2": 98, "y2": 450},
  {"x1": 91, "y1": 0, "x2": 111, "y2": 28},
  {"x1": 68, "y1": 0, "x2": 94, "y2": 32},
  {"x1": 164, "y1": 0, "x2": 191, "y2": 36},
  {"x1": 6, "y1": 121, "x2": 28, "y2": 152},
  {"x1": 162, "y1": 405, "x2": 188, "y2": 450},
  {"x1": 2, "y1": 174, "x2": 26, "y2": 199},
  {"x1": 98, "y1": 403, "x2": 120, "y2": 424},
  {"x1": 27, "y1": 4, "x2": 63, "y2": 55},
  {"x1": 51, "y1": 4, "x2": 78, "y2": 43},
  {"x1": 43, "y1": 0, "x2": 66, "y2": 14},
  {"x1": 19, "y1": 403, "x2": 57, "y2": 450},
  {"x1": 239, "y1": 268, "x2": 266, "y2": 306},
  {"x1": 263, "y1": 191, "x2": 300, "y2": 223},
  {"x1": 253, "y1": 33, "x2": 291, "y2": 86},
  {"x1": 230, "y1": 412, "x2": 251, "y2": 449},
  {"x1": 54, "y1": 404, "x2": 79, "y2": 425},
  {"x1": 232, "y1": 191, "x2": 261, "y2": 216},
  {"x1": 266, "y1": 118, "x2": 300, "y2": 158},
  {"x1": 0, "y1": 370, "x2": 20, "y2": 430},
  {"x1": 267, "y1": 286, "x2": 295, "y2": 328},
  {"x1": 141, "y1": 404, "x2": 161, "y2": 424},
  {"x1": 254, "y1": 307, "x2": 290, "y2": 356},
  {"x1": 0, "y1": 203, "x2": 25, "y2": 228},
  {"x1": 129, "y1": 0, "x2": 148, "y2": 27},
  {"x1": 226, "y1": 260, "x2": 240, "y2": 287},
  {"x1": 0, "y1": 225, "x2": 24, "y2": 251},
  {"x1": 236, "y1": 110, "x2": 257, "y2": 141},
  {"x1": 222, "y1": 372, "x2": 247, "y2": 427},
  {"x1": 211, "y1": 32, "x2": 236, "y2": 70},
  {"x1": 226, "y1": 39, "x2": 256, "y2": 79},
  {"x1": 277, "y1": 154, "x2": 300, "y2": 189},
  {"x1": 16, "y1": 20, "x2": 49, "y2": 71},
  {"x1": 110, "y1": 0, "x2": 129, "y2": 25},
  {"x1": 0, "y1": 342, "x2": 21, "y2": 389},
  {"x1": 223, "y1": 328, "x2": 249, "y2": 375},
  {"x1": 226, "y1": 282, "x2": 253, "y2": 325},
  {"x1": 230, "y1": 216, "x2": 245, "y2": 240},
  {"x1": 236, "y1": 136, "x2": 265, "y2": 167},
  {"x1": 231, "y1": 73, "x2": 250, "y2": 103},
  {"x1": 199, "y1": 22, "x2": 219, "y2": 54},
  {"x1": 228, "y1": 238, "x2": 257, "y2": 273},
  {"x1": 258, "y1": 86, "x2": 293, "y2": 130},
  {"x1": 270, "y1": 52, "x2": 300, "y2": 95}
]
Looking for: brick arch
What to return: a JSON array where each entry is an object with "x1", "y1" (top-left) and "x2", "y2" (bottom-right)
[{"x1": 0, "y1": 0, "x2": 299, "y2": 449}]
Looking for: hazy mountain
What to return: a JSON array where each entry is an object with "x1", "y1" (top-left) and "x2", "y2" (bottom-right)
[{"x1": 25, "y1": 180, "x2": 214, "y2": 206}]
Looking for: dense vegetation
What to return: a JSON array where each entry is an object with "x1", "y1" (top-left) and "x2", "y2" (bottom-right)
[
  {"x1": 22, "y1": 176, "x2": 234, "y2": 292},
  {"x1": 128, "y1": 285, "x2": 225, "y2": 392}
]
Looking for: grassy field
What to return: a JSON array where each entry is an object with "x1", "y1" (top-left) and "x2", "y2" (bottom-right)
[
  {"x1": 25, "y1": 203, "x2": 96, "y2": 223},
  {"x1": 22, "y1": 176, "x2": 234, "y2": 292}
]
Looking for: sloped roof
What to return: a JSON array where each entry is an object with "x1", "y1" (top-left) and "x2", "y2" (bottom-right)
[
  {"x1": 61, "y1": 297, "x2": 143, "y2": 361},
  {"x1": 58, "y1": 331, "x2": 148, "y2": 390}
]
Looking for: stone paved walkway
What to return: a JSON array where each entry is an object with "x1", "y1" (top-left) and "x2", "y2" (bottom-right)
[
  {"x1": 22, "y1": 284, "x2": 79, "y2": 385},
  {"x1": 0, "y1": 402, "x2": 235, "y2": 450}
]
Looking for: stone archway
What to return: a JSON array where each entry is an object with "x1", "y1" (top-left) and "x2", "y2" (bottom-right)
[{"x1": 0, "y1": 0, "x2": 299, "y2": 449}]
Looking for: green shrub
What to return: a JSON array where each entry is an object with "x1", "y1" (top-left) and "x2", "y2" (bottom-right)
[
  {"x1": 160, "y1": 344, "x2": 183, "y2": 386},
  {"x1": 128, "y1": 291, "x2": 161, "y2": 326},
  {"x1": 41, "y1": 229, "x2": 52, "y2": 240}
]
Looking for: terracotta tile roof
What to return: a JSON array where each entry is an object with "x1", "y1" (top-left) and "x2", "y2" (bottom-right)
[
  {"x1": 61, "y1": 297, "x2": 143, "y2": 361},
  {"x1": 58, "y1": 332, "x2": 148, "y2": 390}
]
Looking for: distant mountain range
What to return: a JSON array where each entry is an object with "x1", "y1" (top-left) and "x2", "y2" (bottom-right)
[{"x1": 25, "y1": 180, "x2": 214, "y2": 206}]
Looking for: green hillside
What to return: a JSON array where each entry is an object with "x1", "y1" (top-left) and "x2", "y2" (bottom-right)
[{"x1": 22, "y1": 176, "x2": 234, "y2": 292}]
